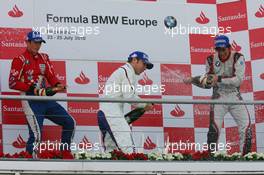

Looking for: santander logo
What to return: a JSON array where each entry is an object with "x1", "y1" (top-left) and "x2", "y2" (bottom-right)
[
  {"x1": 260, "y1": 73, "x2": 264, "y2": 80},
  {"x1": 75, "y1": 71, "x2": 90, "y2": 85},
  {"x1": 79, "y1": 136, "x2": 92, "y2": 149},
  {"x1": 138, "y1": 72, "x2": 153, "y2": 85},
  {"x1": 143, "y1": 136, "x2": 156, "y2": 150},
  {"x1": 8, "y1": 5, "x2": 23, "y2": 18},
  {"x1": 12, "y1": 134, "x2": 26, "y2": 148},
  {"x1": 196, "y1": 11, "x2": 210, "y2": 24},
  {"x1": 255, "y1": 5, "x2": 264, "y2": 18},
  {"x1": 231, "y1": 40, "x2": 242, "y2": 52},
  {"x1": 170, "y1": 105, "x2": 185, "y2": 117}
]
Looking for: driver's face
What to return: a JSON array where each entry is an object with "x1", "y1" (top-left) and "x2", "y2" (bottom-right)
[
  {"x1": 26, "y1": 41, "x2": 42, "y2": 55},
  {"x1": 134, "y1": 59, "x2": 147, "y2": 75},
  {"x1": 215, "y1": 47, "x2": 230, "y2": 60}
]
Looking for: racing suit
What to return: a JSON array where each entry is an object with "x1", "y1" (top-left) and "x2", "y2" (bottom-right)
[
  {"x1": 98, "y1": 63, "x2": 146, "y2": 153},
  {"x1": 193, "y1": 51, "x2": 251, "y2": 154},
  {"x1": 9, "y1": 49, "x2": 76, "y2": 154}
]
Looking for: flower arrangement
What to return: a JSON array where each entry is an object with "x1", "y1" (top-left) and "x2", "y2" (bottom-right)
[
  {"x1": 1, "y1": 150, "x2": 264, "y2": 161},
  {"x1": 74, "y1": 150, "x2": 264, "y2": 161},
  {"x1": 0, "y1": 150, "x2": 74, "y2": 159}
]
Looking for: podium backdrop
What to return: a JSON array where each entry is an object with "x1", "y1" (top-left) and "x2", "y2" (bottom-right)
[{"x1": 0, "y1": 0, "x2": 263, "y2": 154}]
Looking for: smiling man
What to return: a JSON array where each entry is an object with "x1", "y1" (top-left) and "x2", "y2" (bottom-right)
[
  {"x1": 184, "y1": 35, "x2": 252, "y2": 155},
  {"x1": 97, "y1": 51, "x2": 154, "y2": 153},
  {"x1": 9, "y1": 31, "x2": 76, "y2": 157}
]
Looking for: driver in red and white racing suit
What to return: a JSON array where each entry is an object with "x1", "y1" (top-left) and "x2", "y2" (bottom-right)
[{"x1": 184, "y1": 35, "x2": 251, "y2": 155}]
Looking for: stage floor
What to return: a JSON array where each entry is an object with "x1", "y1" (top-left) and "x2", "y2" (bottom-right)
[{"x1": 0, "y1": 160, "x2": 264, "y2": 175}]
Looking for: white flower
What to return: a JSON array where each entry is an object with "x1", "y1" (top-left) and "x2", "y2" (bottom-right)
[
  {"x1": 147, "y1": 152, "x2": 166, "y2": 160},
  {"x1": 85, "y1": 151, "x2": 96, "y2": 159},
  {"x1": 245, "y1": 154, "x2": 253, "y2": 159},
  {"x1": 85, "y1": 156, "x2": 92, "y2": 160},
  {"x1": 75, "y1": 152, "x2": 93, "y2": 160},
  {"x1": 244, "y1": 152, "x2": 253, "y2": 159},
  {"x1": 74, "y1": 153, "x2": 80, "y2": 159},
  {"x1": 148, "y1": 152, "x2": 160, "y2": 159},
  {"x1": 231, "y1": 152, "x2": 242, "y2": 156},
  {"x1": 173, "y1": 153, "x2": 183, "y2": 160},
  {"x1": 257, "y1": 153, "x2": 264, "y2": 160},
  {"x1": 226, "y1": 154, "x2": 232, "y2": 158},
  {"x1": 163, "y1": 154, "x2": 174, "y2": 161},
  {"x1": 100, "y1": 153, "x2": 112, "y2": 159},
  {"x1": 85, "y1": 152, "x2": 93, "y2": 158},
  {"x1": 156, "y1": 155, "x2": 164, "y2": 160},
  {"x1": 213, "y1": 151, "x2": 227, "y2": 158},
  {"x1": 106, "y1": 153, "x2": 112, "y2": 159},
  {"x1": 95, "y1": 153, "x2": 101, "y2": 158},
  {"x1": 101, "y1": 153, "x2": 106, "y2": 159},
  {"x1": 231, "y1": 152, "x2": 242, "y2": 159}
]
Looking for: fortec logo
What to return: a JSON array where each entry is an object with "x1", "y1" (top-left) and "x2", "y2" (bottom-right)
[
  {"x1": 255, "y1": 5, "x2": 264, "y2": 18},
  {"x1": 260, "y1": 73, "x2": 264, "y2": 80},
  {"x1": 12, "y1": 134, "x2": 26, "y2": 148},
  {"x1": 170, "y1": 105, "x2": 185, "y2": 117},
  {"x1": 138, "y1": 72, "x2": 153, "y2": 86},
  {"x1": 143, "y1": 136, "x2": 156, "y2": 150},
  {"x1": 196, "y1": 11, "x2": 210, "y2": 24},
  {"x1": 231, "y1": 40, "x2": 242, "y2": 52},
  {"x1": 79, "y1": 136, "x2": 92, "y2": 149},
  {"x1": 75, "y1": 71, "x2": 90, "y2": 85},
  {"x1": 8, "y1": 5, "x2": 23, "y2": 18}
]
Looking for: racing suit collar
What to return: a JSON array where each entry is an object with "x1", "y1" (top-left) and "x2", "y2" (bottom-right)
[
  {"x1": 126, "y1": 62, "x2": 136, "y2": 75},
  {"x1": 25, "y1": 49, "x2": 40, "y2": 59}
]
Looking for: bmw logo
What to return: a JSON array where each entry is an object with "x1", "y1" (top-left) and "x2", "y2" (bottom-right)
[
  {"x1": 164, "y1": 16, "x2": 177, "y2": 29},
  {"x1": 215, "y1": 61, "x2": 221, "y2": 67}
]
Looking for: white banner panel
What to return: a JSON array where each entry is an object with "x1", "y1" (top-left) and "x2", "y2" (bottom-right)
[
  {"x1": 33, "y1": 0, "x2": 216, "y2": 62},
  {"x1": 0, "y1": 0, "x2": 34, "y2": 28}
]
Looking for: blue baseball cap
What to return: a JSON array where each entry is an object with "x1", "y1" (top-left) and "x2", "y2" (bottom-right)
[
  {"x1": 26, "y1": 31, "x2": 46, "y2": 43},
  {"x1": 214, "y1": 35, "x2": 230, "y2": 48},
  {"x1": 128, "y1": 51, "x2": 154, "y2": 69}
]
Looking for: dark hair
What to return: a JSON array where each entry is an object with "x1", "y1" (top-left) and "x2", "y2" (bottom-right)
[
  {"x1": 127, "y1": 57, "x2": 140, "y2": 63},
  {"x1": 215, "y1": 44, "x2": 231, "y2": 51}
]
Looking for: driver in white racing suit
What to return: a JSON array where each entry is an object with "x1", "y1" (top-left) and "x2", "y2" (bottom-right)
[
  {"x1": 97, "y1": 51, "x2": 154, "y2": 153},
  {"x1": 184, "y1": 35, "x2": 252, "y2": 155}
]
